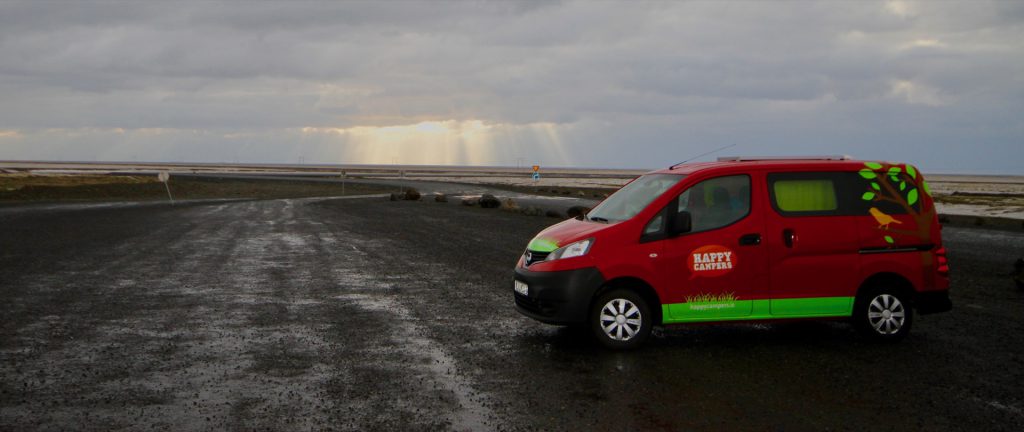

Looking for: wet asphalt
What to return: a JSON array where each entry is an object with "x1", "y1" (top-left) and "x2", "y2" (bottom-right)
[{"x1": 1, "y1": 193, "x2": 1023, "y2": 431}]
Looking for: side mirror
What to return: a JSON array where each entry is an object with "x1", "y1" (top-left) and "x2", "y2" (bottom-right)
[{"x1": 669, "y1": 211, "x2": 692, "y2": 235}]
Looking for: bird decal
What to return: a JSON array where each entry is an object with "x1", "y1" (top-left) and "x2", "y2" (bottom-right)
[{"x1": 869, "y1": 207, "x2": 902, "y2": 229}]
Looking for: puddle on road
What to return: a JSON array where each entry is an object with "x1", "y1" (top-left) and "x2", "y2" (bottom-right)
[
  {"x1": 334, "y1": 293, "x2": 493, "y2": 431},
  {"x1": 985, "y1": 399, "x2": 1024, "y2": 417}
]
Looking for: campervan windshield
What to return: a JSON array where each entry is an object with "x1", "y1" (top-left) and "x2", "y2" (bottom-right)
[{"x1": 586, "y1": 174, "x2": 685, "y2": 223}]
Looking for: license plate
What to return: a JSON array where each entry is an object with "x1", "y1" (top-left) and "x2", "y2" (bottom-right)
[{"x1": 514, "y1": 280, "x2": 528, "y2": 296}]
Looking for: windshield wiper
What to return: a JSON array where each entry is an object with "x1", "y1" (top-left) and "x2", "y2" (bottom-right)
[{"x1": 588, "y1": 216, "x2": 610, "y2": 223}]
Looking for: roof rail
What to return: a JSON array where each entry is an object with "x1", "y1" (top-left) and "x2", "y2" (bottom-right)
[{"x1": 716, "y1": 155, "x2": 852, "y2": 162}]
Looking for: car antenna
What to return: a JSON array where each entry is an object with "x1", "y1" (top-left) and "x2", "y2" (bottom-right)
[{"x1": 669, "y1": 143, "x2": 736, "y2": 170}]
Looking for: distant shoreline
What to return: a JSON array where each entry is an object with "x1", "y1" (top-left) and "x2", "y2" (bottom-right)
[{"x1": 2, "y1": 160, "x2": 1022, "y2": 179}]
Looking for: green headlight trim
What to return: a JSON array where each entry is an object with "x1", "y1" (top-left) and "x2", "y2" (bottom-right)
[
  {"x1": 527, "y1": 237, "x2": 559, "y2": 253},
  {"x1": 661, "y1": 297, "x2": 854, "y2": 324}
]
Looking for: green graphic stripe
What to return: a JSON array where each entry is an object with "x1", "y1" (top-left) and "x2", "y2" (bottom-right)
[
  {"x1": 527, "y1": 237, "x2": 559, "y2": 253},
  {"x1": 661, "y1": 297, "x2": 854, "y2": 324}
]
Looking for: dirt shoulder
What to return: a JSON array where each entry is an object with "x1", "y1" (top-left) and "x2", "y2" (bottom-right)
[{"x1": 0, "y1": 174, "x2": 394, "y2": 204}]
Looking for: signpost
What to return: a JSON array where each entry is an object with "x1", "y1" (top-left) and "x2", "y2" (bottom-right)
[
  {"x1": 532, "y1": 165, "x2": 540, "y2": 181},
  {"x1": 158, "y1": 171, "x2": 174, "y2": 205}
]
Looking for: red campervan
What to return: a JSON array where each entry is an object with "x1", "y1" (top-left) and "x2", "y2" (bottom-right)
[{"x1": 513, "y1": 156, "x2": 951, "y2": 349}]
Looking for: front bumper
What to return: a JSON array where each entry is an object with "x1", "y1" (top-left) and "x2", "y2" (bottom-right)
[
  {"x1": 916, "y1": 290, "x2": 952, "y2": 315},
  {"x1": 513, "y1": 266, "x2": 605, "y2": 325}
]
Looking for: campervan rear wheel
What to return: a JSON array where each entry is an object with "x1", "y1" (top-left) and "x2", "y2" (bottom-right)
[
  {"x1": 854, "y1": 287, "x2": 913, "y2": 342},
  {"x1": 590, "y1": 289, "x2": 652, "y2": 349}
]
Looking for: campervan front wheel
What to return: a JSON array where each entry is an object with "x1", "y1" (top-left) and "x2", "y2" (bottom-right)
[{"x1": 590, "y1": 289, "x2": 652, "y2": 349}]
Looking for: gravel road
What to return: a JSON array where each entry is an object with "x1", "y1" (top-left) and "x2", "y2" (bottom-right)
[{"x1": 2, "y1": 194, "x2": 1023, "y2": 431}]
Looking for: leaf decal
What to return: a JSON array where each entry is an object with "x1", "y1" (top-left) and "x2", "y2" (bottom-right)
[
  {"x1": 888, "y1": 167, "x2": 902, "y2": 176},
  {"x1": 865, "y1": 162, "x2": 883, "y2": 170},
  {"x1": 922, "y1": 180, "x2": 931, "y2": 195},
  {"x1": 871, "y1": 182, "x2": 880, "y2": 190},
  {"x1": 859, "y1": 169, "x2": 877, "y2": 179},
  {"x1": 884, "y1": 235, "x2": 894, "y2": 244},
  {"x1": 900, "y1": 181, "x2": 906, "y2": 191},
  {"x1": 907, "y1": 165, "x2": 917, "y2": 179},
  {"x1": 862, "y1": 192, "x2": 876, "y2": 201},
  {"x1": 907, "y1": 188, "x2": 919, "y2": 205}
]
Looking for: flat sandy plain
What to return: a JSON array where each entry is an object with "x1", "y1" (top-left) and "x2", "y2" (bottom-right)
[{"x1": 2, "y1": 161, "x2": 1022, "y2": 220}]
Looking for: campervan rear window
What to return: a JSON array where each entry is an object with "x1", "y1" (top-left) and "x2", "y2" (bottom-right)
[
  {"x1": 768, "y1": 172, "x2": 859, "y2": 217},
  {"x1": 772, "y1": 179, "x2": 838, "y2": 212}
]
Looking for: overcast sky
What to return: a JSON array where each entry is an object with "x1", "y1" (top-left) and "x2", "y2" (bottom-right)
[{"x1": 0, "y1": 1, "x2": 1021, "y2": 174}]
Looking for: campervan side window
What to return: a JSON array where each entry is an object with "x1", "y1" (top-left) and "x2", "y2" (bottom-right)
[{"x1": 773, "y1": 179, "x2": 838, "y2": 212}]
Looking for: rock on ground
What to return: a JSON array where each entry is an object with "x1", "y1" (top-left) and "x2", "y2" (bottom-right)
[{"x1": 479, "y1": 194, "x2": 500, "y2": 209}]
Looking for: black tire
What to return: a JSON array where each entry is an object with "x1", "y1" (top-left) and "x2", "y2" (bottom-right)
[
  {"x1": 853, "y1": 286, "x2": 913, "y2": 342},
  {"x1": 590, "y1": 289, "x2": 653, "y2": 350}
]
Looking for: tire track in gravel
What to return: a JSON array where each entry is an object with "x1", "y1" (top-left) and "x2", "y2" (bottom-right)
[
  {"x1": 309, "y1": 198, "x2": 562, "y2": 431},
  {"x1": 293, "y1": 197, "x2": 497, "y2": 431}
]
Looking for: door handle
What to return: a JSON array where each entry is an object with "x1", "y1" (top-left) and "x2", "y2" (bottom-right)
[
  {"x1": 783, "y1": 229, "x2": 796, "y2": 248},
  {"x1": 739, "y1": 233, "x2": 761, "y2": 246}
]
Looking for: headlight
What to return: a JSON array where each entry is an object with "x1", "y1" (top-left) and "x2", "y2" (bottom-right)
[{"x1": 546, "y1": 238, "x2": 593, "y2": 261}]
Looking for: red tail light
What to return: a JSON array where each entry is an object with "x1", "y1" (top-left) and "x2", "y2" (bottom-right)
[{"x1": 935, "y1": 246, "x2": 949, "y2": 275}]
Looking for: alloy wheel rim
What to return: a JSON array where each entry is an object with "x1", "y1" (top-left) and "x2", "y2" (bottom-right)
[
  {"x1": 867, "y1": 294, "x2": 905, "y2": 335},
  {"x1": 599, "y1": 298, "x2": 643, "y2": 341}
]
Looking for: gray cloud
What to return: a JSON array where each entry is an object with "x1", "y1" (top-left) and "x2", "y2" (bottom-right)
[{"x1": 0, "y1": 0, "x2": 1021, "y2": 174}]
